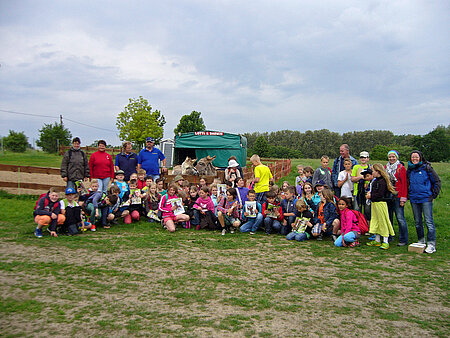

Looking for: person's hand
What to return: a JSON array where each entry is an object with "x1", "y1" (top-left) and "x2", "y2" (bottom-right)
[
  {"x1": 51, "y1": 213, "x2": 57, "y2": 220},
  {"x1": 84, "y1": 178, "x2": 89, "y2": 182},
  {"x1": 321, "y1": 224, "x2": 327, "y2": 231},
  {"x1": 162, "y1": 167, "x2": 168, "y2": 173},
  {"x1": 400, "y1": 201, "x2": 405, "y2": 207},
  {"x1": 244, "y1": 212, "x2": 248, "y2": 217},
  {"x1": 63, "y1": 177, "x2": 68, "y2": 182},
  {"x1": 50, "y1": 231, "x2": 58, "y2": 237},
  {"x1": 366, "y1": 192, "x2": 371, "y2": 199},
  {"x1": 171, "y1": 204, "x2": 177, "y2": 211},
  {"x1": 95, "y1": 210, "x2": 99, "y2": 218}
]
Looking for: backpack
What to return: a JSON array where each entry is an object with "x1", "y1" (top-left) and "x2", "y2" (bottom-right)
[
  {"x1": 34, "y1": 193, "x2": 48, "y2": 210},
  {"x1": 350, "y1": 209, "x2": 369, "y2": 235}
]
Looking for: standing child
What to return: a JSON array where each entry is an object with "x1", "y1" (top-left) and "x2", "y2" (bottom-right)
[
  {"x1": 184, "y1": 185, "x2": 199, "y2": 228},
  {"x1": 240, "y1": 189, "x2": 263, "y2": 234},
  {"x1": 295, "y1": 165, "x2": 306, "y2": 196},
  {"x1": 286, "y1": 199, "x2": 314, "y2": 242},
  {"x1": 262, "y1": 190, "x2": 284, "y2": 235},
  {"x1": 114, "y1": 170, "x2": 129, "y2": 200},
  {"x1": 158, "y1": 183, "x2": 190, "y2": 232},
  {"x1": 209, "y1": 184, "x2": 219, "y2": 215},
  {"x1": 193, "y1": 186, "x2": 217, "y2": 230},
  {"x1": 124, "y1": 179, "x2": 143, "y2": 224},
  {"x1": 337, "y1": 158, "x2": 354, "y2": 198},
  {"x1": 34, "y1": 187, "x2": 66, "y2": 238},
  {"x1": 311, "y1": 188, "x2": 339, "y2": 240},
  {"x1": 136, "y1": 169, "x2": 147, "y2": 189},
  {"x1": 365, "y1": 164, "x2": 397, "y2": 250},
  {"x1": 155, "y1": 178, "x2": 166, "y2": 196},
  {"x1": 217, "y1": 188, "x2": 241, "y2": 235},
  {"x1": 304, "y1": 166, "x2": 314, "y2": 184},
  {"x1": 225, "y1": 159, "x2": 241, "y2": 188},
  {"x1": 312, "y1": 155, "x2": 333, "y2": 189},
  {"x1": 334, "y1": 197, "x2": 360, "y2": 247}
]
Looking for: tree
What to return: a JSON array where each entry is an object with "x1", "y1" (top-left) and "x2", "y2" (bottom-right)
[
  {"x1": 413, "y1": 125, "x2": 450, "y2": 162},
  {"x1": 3, "y1": 130, "x2": 28, "y2": 152},
  {"x1": 173, "y1": 111, "x2": 206, "y2": 135},
  {"x1": 116, "y1": 96, "x2": 166, "y2": 148},
  {"x1": 37, "y1": 122, "x2": 72, "y2": 153},
  {"x1": 253, "y1": 136, "x2": 270, "y2": 157}
]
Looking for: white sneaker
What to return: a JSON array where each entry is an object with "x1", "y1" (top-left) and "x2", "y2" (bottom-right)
[
  {"x1": 230, "y1": 229, "x2": 235, "y2": 234},
  {"x1": 221, "y1": 229, "x2": 226, "y2": 236},
  {"x1": 425, "y1": 244, "x2": 436, "y2": 254}
]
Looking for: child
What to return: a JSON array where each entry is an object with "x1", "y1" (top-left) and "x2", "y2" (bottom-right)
[
  {"x1": 136, "y1": 169, "x2": 147, "y2": 189},
  {"x1": 311, "y1": 180, "x2": 326, "y2": 208},
  {"x1": 84, "y1": 180, "x2": 104, "y2": 229},
  {"x1": 295, "y1": 165, "x2": 306, "y2": 196},
  {"x1": 334, "y1": 197, "x2": 360, "y2": 247},
  {"x1": 301, "y1": 182, "x2": 316, "y2": 212},
  {"x1": 209, "y1": 183, "x2": 219, "y2": 215},
  {"x1": 286, "y1": 199, "x2": 314, "y2": 242},
  {"x1": 145, "y1": 183, "x2": 161, "y2": 222},
  {"x1": 198, "y1": 177, "x2": 208, "y2": 190},
  {"x1": 114, "y1": 170, "x2": 129, "y2": 200},
  {"x1": 124, "y1": 179, "x2": 143, "y2": 224},
  {"x1": 158, "y1": 183, "x2": 190, "y2": 233},
  {"x1": 155, "y1": 178, "x2": 166, "y2": 196},
  {"x1": 193, "y1": 186, "x2": 217, "y2": 230},
  {"x1": 225, "y1": 159, "x2": 241, "y2": 188},
  {"x1": 281, "y1": 185, "x2": 298, "y2": 235},
  {"x1": 337, "y1": 158, "x2": 354, "y2": 198},
  {"x1": 34, "y1": 187, "x2": 66, "y2": 238},
  {"x1": 182, "y1": 180, "x2": 191, "y2": 195},
  {"x1": 312, "y1": 155, "x2": 333, "y2": 189},
  {"x1": 279, "y1": 181, "x2": 290, "y2": 200},
  {"x1": 240, "y1": 189, "x2": 263, "y2": 234},
  {"x1": 217, "y1": 188, "x2": 241, "y2": 235},
  {"x1": 173, "y1": 175, "x2": 184, "y2": 187},
  {"x1": 270, "y1": 185, "x2": 281, "y2": 203},
  {"x1": 184, "y1": 185, "x2": 199, "y2": 228},
  {"x1": 97, "y1": 194, "x2": 119, "y2": 228},
  {"x1": 235, "y1": 177, "x2": 249, "y2": 212},
  {"x1": 60, "y1": 187, "x2": 83, "y2": 235},
  {"x1": 311, "y1": 188, "x2": 339, "y2": 240},
  {"x1": 262, "y1": 190, "x2": 283, "y2": 235},
  {"x1": 108, "y1": 184, "x2": 124, "y2": 225},
  {"x1": 129, "y1": 172, "x2": 138, "y2": 182},
  {"x1": 141, "y1": 176, "x2": 154, "y2": 198},
  {"x1": 351, "y1": 151, "x2": 371, "y2": 215},
  {"x1": 365, "y1": 164, "x2": 397, "y2": 250},
  {"x1": 304, "y1": 166, "x2": 314, "y2": 184}
]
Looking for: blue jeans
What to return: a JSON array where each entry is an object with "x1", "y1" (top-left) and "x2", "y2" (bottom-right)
[
  {"x1": 410, "y1": 201, "x2": 436, "y2": 245},
  {"x1": 334, "y1": 232, "x2": 357, "y2": 247},
  {"x1": 264, "y1": 217, "x2": 282, "y2": 234},
  {"x1": 240, "y1": 213, "x2": 263, "y2": 232},
  {"x1": 286, "y1": 232, "x2": 308, "y2": 241},
  {"x1": 66, "y1": 180, "x2": 76, "y2": 190},
  {"x1": 256, "y1": 192, "x2": 267, "y2": 204},
  {"x1": 387, "y1": 196, "x2": 408, "y2": 243},
  {"x1": 281, "y1": 215, "x2": 295, "y2": 236},
  {"x1": 97, "y1": 177, "x2": 110, "y2": 194}
]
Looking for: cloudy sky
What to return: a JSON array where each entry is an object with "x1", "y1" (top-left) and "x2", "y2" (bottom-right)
[{"x1": 0, "y1": 0, "x2": 449, "y2": 146}]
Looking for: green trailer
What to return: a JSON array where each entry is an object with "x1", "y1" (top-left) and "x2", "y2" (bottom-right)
[{"x1": 174, "y1": 131, "x2": 247, "y2": 168}]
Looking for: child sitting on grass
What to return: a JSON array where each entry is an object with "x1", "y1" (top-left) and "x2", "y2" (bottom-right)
[
  {"x1": 145, "y1": 183, "x2": 161, "y2": 222},
  {"x1": 281, "y1": 185, "x2": 298, "y2": 235},
  {"x1": 286, "y1": 199, "x2": 314, "y2": 242},
  {"x1": 158, "y1": 183, "x2": 190, "y2": 233},
  {"x1": 34, "y1": 187, "x2": 66, "y2": 238},
  {"x1": 240, "y1": 189, "x2": 263, "y2": 235},
  {"x1": 60, "y1": 187, "x2": 83, "y2": 235},
  {"x1": 334, "y1": 197, "x2": 360, "y2": 247},
  {"x1": 217, "y1": 188, "x2": 241, "y2": 235},
  {"x1": 193, "y1": 186, "x2": 217, "y2": 230},
  {"x1": 262, "y1": 190, "x2": 283, "y2": 235},
  {"x1": 311, "y1": 188, "x2": 339, "y2": 240}
]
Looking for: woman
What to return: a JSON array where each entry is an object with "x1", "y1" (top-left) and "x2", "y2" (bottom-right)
[
  {"x1": 89, "y1": 140, "x2": 114, "y2": 194},
  {"x1": 407, "y1": 151, "x2": 441, "y2": 254},
  {"x1": 385, "y1": 150, "x2": 408, "y2": 246}
]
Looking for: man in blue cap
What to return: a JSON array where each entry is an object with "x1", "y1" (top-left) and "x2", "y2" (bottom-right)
[{"x1": 137, "y1": 137, "x2": 167, "y2": 180}]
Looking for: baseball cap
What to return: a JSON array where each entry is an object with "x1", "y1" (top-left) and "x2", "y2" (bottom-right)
[
  {"x1": 65, "y1": 187, "x2": 76, "y2": 195},
  {"x1": 360, "y1": 151, "x2": 370, "y2": 158},
  {"x1": 146, "y1": 137, "x2": 155, "y2": 143}
]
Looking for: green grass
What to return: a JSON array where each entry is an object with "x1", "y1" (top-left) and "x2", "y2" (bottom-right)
[
  {"x1": 0, "y1": 150, "x2": 63, "y2": 167},
  {"x1": 0, "y1": 154, "x2": 449, "y2": 336}
]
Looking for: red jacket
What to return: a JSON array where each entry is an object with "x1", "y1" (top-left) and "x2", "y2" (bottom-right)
[
  {"x1": 385, "y1": 163, "x2": 408, "y2": 202},
  {"x1": 89, "y1": 151, "x2": 114, "y2": 180},
  {"x1": 261, "y1": 201, "x2": 284, "y2": 221}
]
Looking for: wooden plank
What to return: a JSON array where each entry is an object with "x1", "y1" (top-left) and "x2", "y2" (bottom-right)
[
  {"x1": 0, "y1": 181, "x2": 65, "y2": 191},
  {"x1": 0, "y1": 164, "x2": 60, "y2": 175}
]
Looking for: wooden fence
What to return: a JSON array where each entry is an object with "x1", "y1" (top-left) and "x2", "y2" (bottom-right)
[
  {"x1": 242, "y1": 158, "x2": 291, "y2": 183},
  {"x1": 59, "y1": 145, "x2": 122, "y2": 157}
]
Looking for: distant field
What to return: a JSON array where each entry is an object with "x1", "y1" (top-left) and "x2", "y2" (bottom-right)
[{"x1": 0, "y1": 152, "x2": 448, "y2": 336}]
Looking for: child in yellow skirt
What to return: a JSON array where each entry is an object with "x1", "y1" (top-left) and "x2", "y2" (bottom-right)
[{"x1": 364, "y1": 164, "x2": 398, "y2": 249}]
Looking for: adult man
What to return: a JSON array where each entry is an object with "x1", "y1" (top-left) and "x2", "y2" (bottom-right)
[
  {"x1": 137, "y1": 137, "x2": 167, "y2": 180},
  {"x1": 331, "y1": 144, "x2": 358, "y2": 197},
  {"x1": 114, "y1": 141, "x2": 138, "y2": 181},
  {"x1": 250, "y1": 154, "x2": 273, "y2": 204},
  {"x1": 60, "y1": 137, "x2": 90, "y2": 189}
]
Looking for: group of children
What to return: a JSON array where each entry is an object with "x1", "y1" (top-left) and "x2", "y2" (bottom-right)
[{"x1": 33, "y1": 158, "x2": 398, "y2": 250}]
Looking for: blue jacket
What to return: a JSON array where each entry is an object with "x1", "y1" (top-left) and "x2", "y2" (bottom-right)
[
  {"x1": 313, "y1": 202, "x2": 338, "y2": 233},
  {"x1": 407, "y1": 162, "x2": 441, "y2": 203},
  {"x1": 115, "y1": 152, "x2": 138, "y2": 181}
]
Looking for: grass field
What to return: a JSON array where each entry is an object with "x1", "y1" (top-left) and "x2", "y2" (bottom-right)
[{"x1": 0, "y1": 153, "x2": 448, "y2": 336}]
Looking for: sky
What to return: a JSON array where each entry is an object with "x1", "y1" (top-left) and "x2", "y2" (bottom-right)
[{"x1": 0, "y1": 0, "x2": 449, "y2": 147}]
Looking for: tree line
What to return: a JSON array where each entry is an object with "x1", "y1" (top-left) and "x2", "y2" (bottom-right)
[{"x1": 243, "y1": 125, "x2": 449, "y2": 162}]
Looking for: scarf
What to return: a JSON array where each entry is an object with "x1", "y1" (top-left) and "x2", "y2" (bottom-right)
[
  {"x1": 386, "y1": 160, "x2": 400, "y2": 183},
  {"x1": 408, "y1": 161, "x2": 423, "y2": 170}
]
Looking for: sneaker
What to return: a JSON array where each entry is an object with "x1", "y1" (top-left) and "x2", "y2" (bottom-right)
[
  {"x1": 366, "y1": 240, "x2": 381, "y2": 247},
  {"x1": 418, "y1": 238, "x2": 426, "y2": 244},
  {"x1": 425, "y1": 244, "x2": 436, "y2": 254},
  {"x1": 90, "y1": 225, "x2": 96, "y2": 232},
  {"x1": 397, "y1": 242, "x2": 407, "y2": 247},
  {"x1": 230, "y1": 229, "x2": 235, "y2": 234},
  {"x1": 34, "y1": 228, "x2": 43, "y2": 238},
  {"x1": 249, "y1": 231, "x2": 256, "y2": 235},
  {"x1": 221, "y1": 229, "x2": 226, "y2": 236},
  {"x1": 348, "y1": 241, "x2": 359, "y2": 248},
  {"x1": 195, "y1": 224, "x2": 201, "y2": 231},
  {"x1": 380, "y1": 242, "x2": 389, "y2": 250},
  {"x1": 368, "y1": 235, "x2": 376, "y2": 241},
  {"x1": 332, "y1": 234, "x2": 338, "y2": 242},
  {"x1": 317, "y1": 234, "x2": 323, "y2": 241}
]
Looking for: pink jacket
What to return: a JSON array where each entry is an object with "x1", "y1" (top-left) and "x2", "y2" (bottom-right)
[
  {"x1": 339, "y1": 208, "x2": 359, "y2": 236},
  {"x1": 158, "y1": 193, "x2": 178, "y2": 218},
  {"x1": 193, "y1": 196, "x2": 215, "y2": 213}
]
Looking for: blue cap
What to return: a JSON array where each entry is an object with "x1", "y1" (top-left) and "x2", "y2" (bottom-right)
[
  {"x1": 146, "y1": 137, "x2": 155, "y2": 142},
  {"x1": 65, "y1": 187, "x2": 76, "y2": 194}
]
